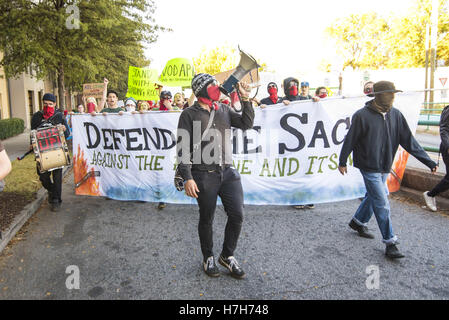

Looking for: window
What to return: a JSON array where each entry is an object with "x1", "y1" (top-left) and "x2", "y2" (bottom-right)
[
  {"x1": 38, "y1": 91, "x2": 43, "y2": 110},
  {"x1": 28, "y1": 90, "x2": 34, "y2": 119}
]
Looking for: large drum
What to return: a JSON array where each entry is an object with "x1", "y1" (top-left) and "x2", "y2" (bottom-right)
[{"x1": 31, "y1": 124, "x2": 71, "y2": 173}]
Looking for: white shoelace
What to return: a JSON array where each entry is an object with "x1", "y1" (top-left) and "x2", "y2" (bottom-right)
[
  {"x1": 227, "y1": 256, "x2": 240, "y2": 270},
  {"x1": 206, "y1": 257, "x2": 215, "y2": 269}
]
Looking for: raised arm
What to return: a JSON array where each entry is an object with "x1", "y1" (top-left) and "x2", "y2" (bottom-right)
[
  {"x1": 230, "y1": 82, "x2": 255, "y2": 131},
  {"x1": 98, "y1": 78, "x2": 109, "y2": 110}
]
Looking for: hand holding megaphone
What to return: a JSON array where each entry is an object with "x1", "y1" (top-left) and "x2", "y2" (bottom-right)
[{"x1": 237, "y1": 82, "x2": 251, "y2": 99}]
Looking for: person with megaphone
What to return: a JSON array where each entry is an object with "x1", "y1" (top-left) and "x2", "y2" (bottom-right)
[{"x1": 176, "y1": 73, "x2": 254, "y2": 279}]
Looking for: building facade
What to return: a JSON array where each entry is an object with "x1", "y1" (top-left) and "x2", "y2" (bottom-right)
[
  {"x1": 8, "y1": 67, "x2": 46, "y2": 129},
  {"x1": 0, "y1": 52, "x2": 10, "y2": 120}
]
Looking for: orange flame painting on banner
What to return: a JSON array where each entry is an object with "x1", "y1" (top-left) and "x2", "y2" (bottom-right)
[
  {"x1": 74, "y1": 144, "x2": 100, "y2": 196},
  {"x1": 387, "y1": 147, "x2": 410, "y2": 193}
]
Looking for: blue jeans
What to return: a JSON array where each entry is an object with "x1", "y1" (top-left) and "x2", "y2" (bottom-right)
[{"x1": 353, "y1": 170, "x2": 397, "y2": 245}]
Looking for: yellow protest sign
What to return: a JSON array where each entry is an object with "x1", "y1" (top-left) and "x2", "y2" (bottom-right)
[
  {"x1": 126, "y1": 66, "x2": 161, "y2": 101},
  {"x1": 159, "y1": 58, "x2": 195, "y2": 87}
]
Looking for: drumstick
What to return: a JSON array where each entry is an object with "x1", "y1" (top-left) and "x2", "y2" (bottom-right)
[{"x1": 17, "y1": 149, "x2": 33, "y2": 161}]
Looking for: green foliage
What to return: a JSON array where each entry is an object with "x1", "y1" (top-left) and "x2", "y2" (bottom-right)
[
  {"x1": 0, "y1": 118, "x2": 25, "y2": 139},
  {"x1": 385, "y1": 0, "x2": 449, "y2": 68},
  {"x1": 326, "y1": 0, "x2": 449, "y2": 70},
  {"x1": 193, "y1": 45, "x2": 239, "y2": 75},
  {"x1": 193, "y1": 44, "x2": 268, "y2": 77},
  {"x1": 326, "y1": 12, "x2": 390, "y2": 70},
  {"x1": 0, "y1": 0, "x2": 167, "y2": 103}
]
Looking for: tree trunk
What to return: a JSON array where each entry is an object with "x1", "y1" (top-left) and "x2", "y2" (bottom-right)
[{"x1": 57, "y1": 63, "x2": 65, "y2": 110}]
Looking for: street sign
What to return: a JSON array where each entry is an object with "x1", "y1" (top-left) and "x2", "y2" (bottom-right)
[{"x1": 439, "y1": 77, "x2": 447, "y2": 87}]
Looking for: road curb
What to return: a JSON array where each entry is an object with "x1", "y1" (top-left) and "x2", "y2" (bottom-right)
[
  {"x1": 402, "y1": 167, "x2": 449, "y2": 199},
  {"x1": 397, "y1": 186, "x2": 449, "y2": 211},
  {"x1": 0, "y1": 166, "x2": 72, "y2": 255}
]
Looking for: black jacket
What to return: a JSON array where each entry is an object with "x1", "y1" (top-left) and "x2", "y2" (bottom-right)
[
  {"x1": 281, "y1": 77, "x2": 309, "y2": 102},
  {"x1": 176, "y1": 101, "x2": 254, "y2": 181},
  {"x1": 339, "y1": 100, "x2": 436, "y2": 173},
  {"x1": 260, "y1": 96, "x2": 283, "y2": 105},
  {"x1": 439, "y1": 105, "x2": 449, "y2": 153},
  {"x1": 31, "y1": 109, "x2": 70, "y2": 139}
]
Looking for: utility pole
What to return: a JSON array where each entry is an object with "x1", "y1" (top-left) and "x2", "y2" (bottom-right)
[
  {"x1": 429, "y1": 0, "x2": 439, "y2": 104},
  {"x1": 424, "y1": 24, "x2": 430, "y2": 106}
]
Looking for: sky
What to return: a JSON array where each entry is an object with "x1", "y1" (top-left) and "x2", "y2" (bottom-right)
[{"x1": 146, "y1": 0, "x2": 417, "y2": 78}]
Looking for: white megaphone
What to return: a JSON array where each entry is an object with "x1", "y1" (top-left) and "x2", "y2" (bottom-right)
[{"x1": 220, "y1": 47, "x2": 260, "y2": 95}]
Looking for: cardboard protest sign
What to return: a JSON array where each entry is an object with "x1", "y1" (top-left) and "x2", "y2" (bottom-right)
[
  {"x1": 159, "y1": 58, "x2": 195, "y2": 87},
  {"x1": 126, "y1": 66, "x2": 161, "y2": 101},
  {"x1": 83, "y1": 83, "x2": 104, "y2": 100}
]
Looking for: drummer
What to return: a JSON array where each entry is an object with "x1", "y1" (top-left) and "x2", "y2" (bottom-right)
[{"x1": 31, "y1": 93, "x2": 70, "y2": 212}]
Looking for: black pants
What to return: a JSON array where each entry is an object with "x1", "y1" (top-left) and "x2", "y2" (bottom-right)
[
  {"x1": 38, "y1": 168, "x2": 63, "y2": 204},
  {"x1": 428, "y1": 150, "x2": 449, "y2": 197},
  {"x1": 192, "y1": 167, "x2": 244, "y2": 260}
]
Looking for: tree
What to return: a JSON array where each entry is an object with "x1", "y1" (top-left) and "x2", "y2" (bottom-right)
[
  {"x1": 0, "y1": 0, "x2": 166, "y2": 108},
  {"x1": 193, "y1": 45, "x2": 239, "y2": 75},
  {"x1": 325, "y1": 0, "x2": 449, "y2": 70},
  {"x1": 193, "y1": 44, "x2": 267, "y2": 76},
  {"x1": 385, "y1": 0, "x2": 449, "y2": 68},
  {"x1": 325, "y1": 12, "x2": 390, "y2": 70}
]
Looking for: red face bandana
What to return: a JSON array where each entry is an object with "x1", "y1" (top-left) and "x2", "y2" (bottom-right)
[
  {"x1": 87, "y1": 102, "x2": 96, "y2": 113},
  {"x1": 289, "y1": 85, "x2": 298, "y2": 97},
  {"x1": 43, "y1": 106, "x2": 55, "y2": 119},
  {"x1": 319, "y1": 93, "x2": 327, "y2": 99},
  {"x1": 198, "y1": 97, "x2": 219, "y2": 111},
  {"x1": 159, "y1": 99, "x2": 172, "y2": 110},
  {"x1": 268, "y1": 87, "x2": 278, "y2": 104},
  {"x1": 207, "y1": 85, "x2": 221, "y2": 102}
]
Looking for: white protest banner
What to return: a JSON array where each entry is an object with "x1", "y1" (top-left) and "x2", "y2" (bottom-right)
[{"x1": 71, "y1": 93, "x2": 422, "y2": 205}]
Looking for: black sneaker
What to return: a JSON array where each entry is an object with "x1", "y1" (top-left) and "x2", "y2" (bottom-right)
[
  {"x1": 219, "y1": 255, "x2": 245, "y2": 279},
  {"x1": 50, "y1": 202, "x2": 61, "y2": 212},
  {"x1": 385, "y1": 244, "x2": 405, "y2": 259},
  {"x1": 158, "y1": 202, "x2": 166, "y2": 210},
  {"x1": 306, "y1": 204, "x2": 315, "y2": 209},
  {"x1": 203, "y1": 256, "x2": 220, "y2": 277},
  {"x1": 349, "y1": 219, "x2": 375, "y2": 239},
  {"x1": 47, "y1": 192, "x2": 54, "y2": 204}
]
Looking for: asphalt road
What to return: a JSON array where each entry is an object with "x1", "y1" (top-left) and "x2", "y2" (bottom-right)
[{"x1": 0, "y1": 171, "x2": 448, "y2": 300}]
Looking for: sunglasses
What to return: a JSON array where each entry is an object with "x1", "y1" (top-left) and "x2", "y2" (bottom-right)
[
  {"x1": 161, "y1": 96, "x2": 171, "y2": 100},
  {"x1": 301, "y1": 82, "x2": 309, "y2": 87}
]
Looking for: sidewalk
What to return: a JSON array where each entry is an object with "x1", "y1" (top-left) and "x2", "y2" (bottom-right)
[{"x1": 2, "y1": 130, "x2": 31, "y2": 161}]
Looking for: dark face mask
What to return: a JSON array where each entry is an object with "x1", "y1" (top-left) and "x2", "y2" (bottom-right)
[{"x1": 374, "y1": 93, "x2": 395, "y2": 112}]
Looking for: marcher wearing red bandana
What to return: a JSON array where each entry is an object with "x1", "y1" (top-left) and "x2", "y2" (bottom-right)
[
  {"x1": 281, "y1": 77, "x2": 302, "y2": 102},
  {"x1": 30, "y1": 94, "x2": 70, "y2": 213},
  {"x1": 177, "y1": 73, "x2": 255, "y2": 279},
  {"x1": 43, "y1": 106, "x2": 55, "y2": 119},
  {"x1": 260, "y1": 82, "x2": 283, "y2": 106}
]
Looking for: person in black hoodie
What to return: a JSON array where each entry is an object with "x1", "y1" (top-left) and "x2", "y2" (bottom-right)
[
  {"x1": 282, "y1": 77, "x2": 318, "y2": 209},
  {"x1": 423, "y1": 104, "x2": 449, "y2": 212},
  {"x1": 31, "y1": 93, "x2": 70, "y2": 212},
  {"x1": 282, "y1": 77, "x2": 320, "y2": 104},
  {"x1": 338, "y1": 81, "x2": 438, "y2": 259}
]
